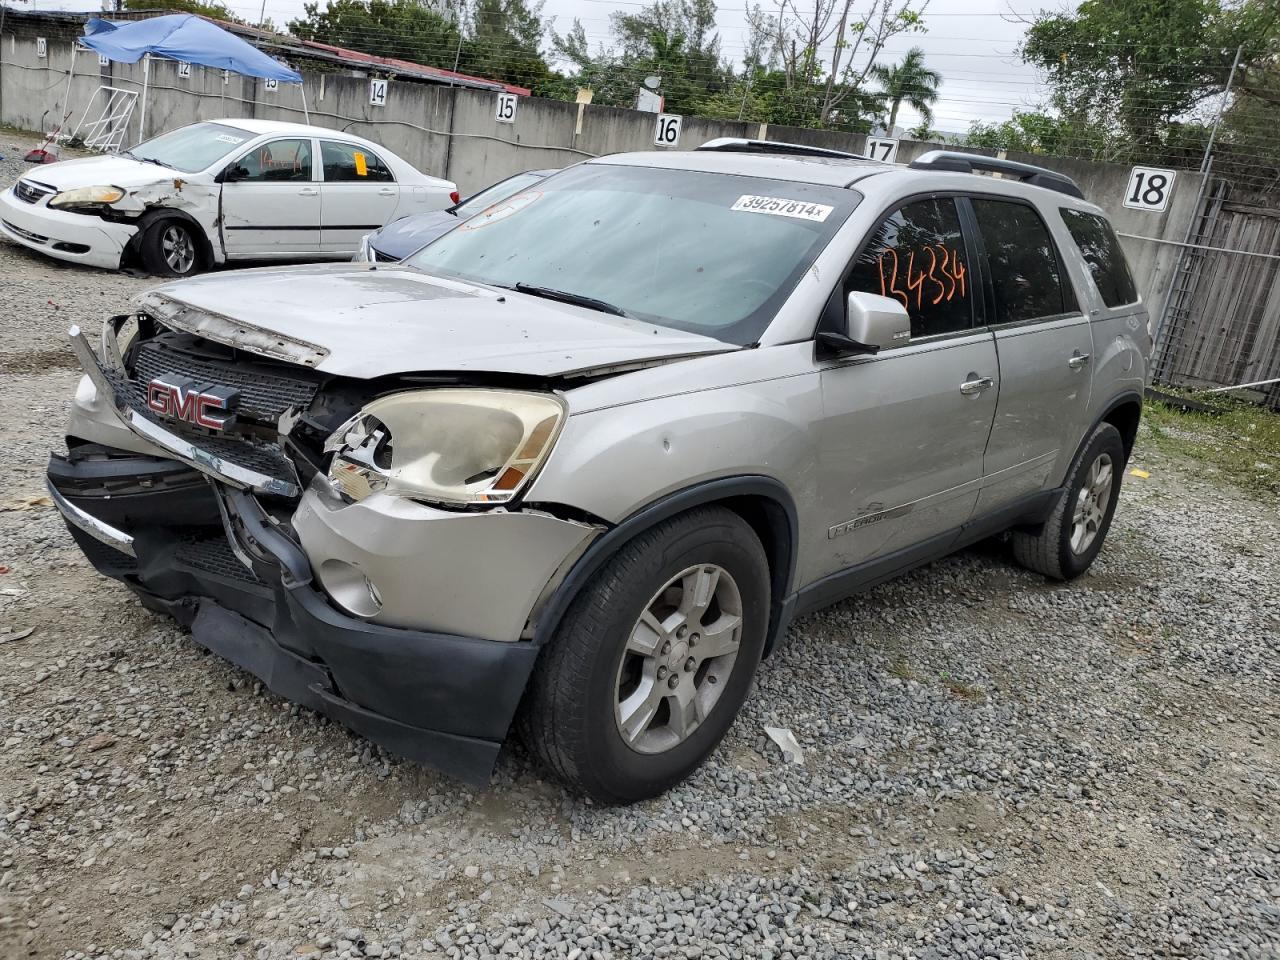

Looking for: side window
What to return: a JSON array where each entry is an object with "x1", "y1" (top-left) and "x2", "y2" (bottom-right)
[
  {"x1": 971, "y1": 198, "x2": 1077, "y2": 324},
  {"x1": 1060, "y1": 209, "x2": 1139, "y2": 308},
  {"x1": 847, "y1": 198, "x2": 973, "y2": 339},
  {"x1": 320, "y1": 141, "x2": 394, "y2": 183},
  {"x1": 233, "y1": 139, "x2": 313, "y2": 182}
]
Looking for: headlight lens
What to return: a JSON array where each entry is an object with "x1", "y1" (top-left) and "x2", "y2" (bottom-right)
[
  {"x1": 325, "y1": 389, "x2": 565, "y2": 507},
  {"x1": 48, "y1": 185, "x2": 126, "y2": 210}
]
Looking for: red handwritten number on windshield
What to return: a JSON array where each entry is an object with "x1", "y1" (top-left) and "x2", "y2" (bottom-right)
[{"x1": 878, "y1": 245, "x2": 965, "y2": 311}]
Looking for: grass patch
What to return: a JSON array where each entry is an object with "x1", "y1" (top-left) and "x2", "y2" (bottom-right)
[{"x1": 1141, "y1": 389, "x2": 1280, "y2": 498}]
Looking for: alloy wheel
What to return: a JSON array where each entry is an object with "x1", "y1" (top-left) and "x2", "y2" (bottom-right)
[
  {"x1": 161, "y1": 224, "x2": 196, "y2": 274},
  {"x1": 614, "y1": 563, "x2": 744, "y2": 755},
  {"x1": 1070, "y1": 451, "x2": 1114, "y2": 554}
]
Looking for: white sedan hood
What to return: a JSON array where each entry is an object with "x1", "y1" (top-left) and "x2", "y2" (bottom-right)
[
  {"x1": 20, "y1": 155, "x2": 192, "y2": 191},
  {"x1": 138, "y1": 263, "x2": 732, "y2": 379}
]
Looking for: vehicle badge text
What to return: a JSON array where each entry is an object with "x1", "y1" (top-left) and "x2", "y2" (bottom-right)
[{"x1": 146, "y1": 375, "x2": 240, "y2": 431}]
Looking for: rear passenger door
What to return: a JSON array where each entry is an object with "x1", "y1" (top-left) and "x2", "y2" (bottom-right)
[
  {"x1": 318, "y1": 140, "x2": 400, "y2": 254},
  {"x1": 816, "y1": 196, "x2": 999, "y2": 576},
  {"x1": 966, "y1": 196, "x2": 1094, "y2": 513}
]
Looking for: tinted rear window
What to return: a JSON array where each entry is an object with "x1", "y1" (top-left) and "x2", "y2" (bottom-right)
[
  {"x1": 1061, "y1": 209, "x2": 1139, "y2": 308},
  {"x1": 971, "y1": 198, "x2": 1076, "y2": 324}
]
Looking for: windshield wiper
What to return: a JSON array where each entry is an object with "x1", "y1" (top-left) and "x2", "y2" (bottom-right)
[
  {"x1": 123, "y1": 151, "x2": 167, "y2": 167},
  {"x1": 512, "y1": 283, "x2": 633, "y2": 319}
]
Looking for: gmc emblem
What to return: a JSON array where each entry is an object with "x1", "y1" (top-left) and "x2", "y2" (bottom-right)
[{"x1": 145, "y1": 375, "x2": 240, "y2": 431}]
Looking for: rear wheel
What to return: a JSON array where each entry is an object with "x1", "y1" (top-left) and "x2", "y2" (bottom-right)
[
  {"x1": 520, "y1": 507, "x2": 770, "y2": 803},
  {"x1": 139, "y1": 216, "x2": 203, "y2": 277},
  {"x1": 1011, "y1": 422, "x2": 1126, "y2": 580}
]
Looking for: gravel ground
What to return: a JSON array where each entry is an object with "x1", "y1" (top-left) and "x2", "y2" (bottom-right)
[{"x1": 2, "y1": 143, "x2": 1279, "y2": 960}]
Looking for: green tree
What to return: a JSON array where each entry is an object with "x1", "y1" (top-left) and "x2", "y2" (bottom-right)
[
  {"x1": 868, "y1": 46, "x2": 939, "y2": 132},
  {"x1": 964, "y1": 110, "x2": 1099, "y2": 156},
  {"x1": 123, "y1": 0, "x2": 239, "y2": 22},
  {"x1": 1020, "y1": 0, "x2": 1277, "y2": 161}
]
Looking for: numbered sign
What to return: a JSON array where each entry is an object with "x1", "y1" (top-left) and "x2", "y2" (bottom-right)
[
  {"x1": 36, "y1": 38, "x2": 47, "y2": 59},
  {"x1": 177, "y1": 61, "x2": 191, "y2": 79},
  {"x1": 223, "y1": 70, "x2": 230, "y2": 85},
  {"x1": 368, "y1": 78, "x2": 388, "y2": 107},
  {"x1": 98, "y1": 53, "x2": 110, "y2": 67},
  {"x1": 654, "y1": 113, "x2": 682, "y2": 147},
  {"x1": 495, "y1": 92, "x2": 518, "y2": 123},
  {"x1": 865, "y1": 136, "x2": 898, "y2": 163},
  {"x1": 1123, "y1": 166, "x2": 1176, "y2": 213},
  {"x1": 263, "y1": 77, "x2": 279, "y2": 93}
]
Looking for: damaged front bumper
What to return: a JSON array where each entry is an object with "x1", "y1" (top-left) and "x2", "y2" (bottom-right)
[
  {"x1": 47, "y1": 452, "x2": 547, "y2": 785},
  {"x1": 0, "y1": 186, "x2": 138, "y2": 270},
  {"x1": 49, "y1": 324, "x2": 602, "y2": 786}
]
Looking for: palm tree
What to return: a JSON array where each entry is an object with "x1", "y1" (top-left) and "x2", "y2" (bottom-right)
[{"x1": 870, "y1": 47, "x2": 942, "y2": 135}]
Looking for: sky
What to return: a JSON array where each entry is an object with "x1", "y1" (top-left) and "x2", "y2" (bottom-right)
[{"x1": 25, "y1": 0, "x2": 1053, "y2": 133}]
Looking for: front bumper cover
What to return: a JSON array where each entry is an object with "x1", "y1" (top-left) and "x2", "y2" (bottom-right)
[{"x1": 47, "y1": 454, "x2": 540, "y2": 786}]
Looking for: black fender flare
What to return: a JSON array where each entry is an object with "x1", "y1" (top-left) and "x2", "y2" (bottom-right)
[
  {"x1": 531, "y1": 475, "x2": 800, "y2": 657},
  {"x1": 1073, "y1": 389, "x2": 1144, "y2": 467}
]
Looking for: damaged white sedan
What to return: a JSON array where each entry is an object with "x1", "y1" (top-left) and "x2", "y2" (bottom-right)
[{"x1": 0, "y1": 119, "x2": 458, "y2": 276}]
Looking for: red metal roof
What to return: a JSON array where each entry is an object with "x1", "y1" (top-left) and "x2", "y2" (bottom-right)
[{"x1": 293, "y1": 38, "x2": 531, "y2": 96}]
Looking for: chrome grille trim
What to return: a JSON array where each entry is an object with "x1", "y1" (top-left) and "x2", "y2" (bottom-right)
[{"x1": 67, "y1": 324, "x2": 301, "y2": 498}]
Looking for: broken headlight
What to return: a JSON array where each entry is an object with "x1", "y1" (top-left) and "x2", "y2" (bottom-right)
[
  {"x1": 324, "y1": 389, "x2": 565, "y2": 508},
  {"x1": 48, "y1": 185, "x2": 126, "y2": 210}
]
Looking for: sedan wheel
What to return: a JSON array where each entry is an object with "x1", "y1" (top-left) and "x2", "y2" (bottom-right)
[{"x1": 160, "y1": 223, "x2": 196, "y2": 275}]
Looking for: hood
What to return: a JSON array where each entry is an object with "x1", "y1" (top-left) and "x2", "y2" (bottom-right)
[
  {"x1": 138, "y1": 263, "x2": 733, "y2": 380},
  {"x1": 19, "y1": 154, "x2": 193, "y2": 192},
  {"x1": 369, "y1": 211, "x2": 458, "y2": 260}
]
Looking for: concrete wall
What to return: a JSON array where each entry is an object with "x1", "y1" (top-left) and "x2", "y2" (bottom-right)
[{"x1": 2, "y1": 27, "x2": 1197, "y2": 315}]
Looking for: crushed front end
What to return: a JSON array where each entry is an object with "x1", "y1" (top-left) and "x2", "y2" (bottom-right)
[{"x1": 47, "y1": 305, "x2": 599, "y2": 785}]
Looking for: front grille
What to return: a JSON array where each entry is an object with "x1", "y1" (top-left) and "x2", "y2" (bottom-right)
[
  {"x1": 131, "y1": 339, "x2": 320, "y2": 423},
  {"x1": 3, "y1": 220, "x2": 48, "y2": 243},
  {"x1": 15, "y1": 180, "x2": 54, "y2": 204}
]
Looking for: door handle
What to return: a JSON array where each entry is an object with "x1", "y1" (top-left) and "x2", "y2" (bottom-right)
[
  {"x1": 378, "y1": 187, "x2": 396, "y2": 196},
  {"x1": 298, "y1": 187, "x2": 319, "y2": 196},
  {"x1": 959, "y1": 376, "x2": 994, "y2": 396},
  {"x1": 1068, "y1": 352, "x2": 1091, "y2": 370}
]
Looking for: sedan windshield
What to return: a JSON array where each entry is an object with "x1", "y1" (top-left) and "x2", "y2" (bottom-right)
[
  {"x1": 454, "y1": 171, "x2": 547, "y2": 218},
  {"x1": 407, "y1": 163, "x2": 859, "y2": 344},
  {"x1": 127, "y1": 122, "x2": 255, "y2": 173}
]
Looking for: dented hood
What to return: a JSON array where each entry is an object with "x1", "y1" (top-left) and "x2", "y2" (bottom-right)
[
  {"x1": 138, "y1": 263, "x2": 732, "y2": 379},
  {"x1": 19, "y1": 154, "x2": 199, "y2": 192}
]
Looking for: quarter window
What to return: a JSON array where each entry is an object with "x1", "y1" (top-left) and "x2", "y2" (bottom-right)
[
  {"x1": 233, "y1": 138, "x2": 313, "y2": 182},
  {"x1": 320, "y1": 141, "x2": 394, "y2": 182},
  {"x1": 847, "y1": 198, "x2": 974, "y2": 339},
  {"x1": 971, "y1": 199, "x2": 1076, "y2": 324},
  {"x1": 1060, "y1": 209, "x2": 1139, "y2": 308}
]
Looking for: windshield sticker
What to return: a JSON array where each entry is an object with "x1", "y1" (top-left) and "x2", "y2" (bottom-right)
[
  {"x1": 459, "y1": 190, "x2": 543, "y2": 230},
  {"x1": 354, "y1": 151, "x2": 368, "y2": 177},
  {"x1": 731, "y1": 195, "x2": 833, "y2": 222},
  {"x1": 214, "y1": 134, "x2": 245, "y2": 144}
]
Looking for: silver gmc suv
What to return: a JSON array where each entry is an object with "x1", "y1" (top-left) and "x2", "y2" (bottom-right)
[{"x1": 48, "y1": 141, "x2": 1151, "y2": 802}]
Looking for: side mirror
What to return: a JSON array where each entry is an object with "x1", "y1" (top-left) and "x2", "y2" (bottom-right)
[
  {"x1": 817, "y1": 291, "x2": 912, "y2": 358},
  {"x1": 218, "y1": 164, "x2": 249, "y2": 183}
]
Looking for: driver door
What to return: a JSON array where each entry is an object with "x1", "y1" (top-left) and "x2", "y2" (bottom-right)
[
  {"x1": 814, "y1": 196, "x2": 999, "y2": 578},
  {"x1": 219, "y1": 138, "x2": 321, "y2": 257}
]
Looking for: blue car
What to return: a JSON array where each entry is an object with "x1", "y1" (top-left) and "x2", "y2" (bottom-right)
[{"x1": 357, "y1": 169, "x2": 557, "y2": 262}]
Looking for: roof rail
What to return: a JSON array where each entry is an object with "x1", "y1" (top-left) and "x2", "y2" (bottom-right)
[
  {"x1": 909, "y1": 150, "x2": 1084, "y2": 199},
  {"x1": 696, "y1": 138, "x2": 869, "y2": 161}
]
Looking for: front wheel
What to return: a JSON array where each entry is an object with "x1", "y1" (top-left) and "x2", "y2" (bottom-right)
[
  {"x1": 520, "y1": 506, "x2": 770, "y2": 803},
  {"x1": 138, "y1": 216, "x2": 203, "y2": 277},
  {"x1": 1011, "y1": 421, "x2": 1127, "y2": 580}
]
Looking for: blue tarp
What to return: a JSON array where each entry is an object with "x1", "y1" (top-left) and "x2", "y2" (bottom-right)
[{"x1": 81, "y1": 14, "x2": 302, "y2": 83}]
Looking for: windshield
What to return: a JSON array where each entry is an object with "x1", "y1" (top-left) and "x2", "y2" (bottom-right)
[
  {"x1": 127, "y1": 122, "x2": 255, "y2": 173},
  {"x1": 455, "y1": 171, "x2": 547, "y2": 218},
  {"x1": 407, "y1": 163, "x2": 859, "y2": 344}
]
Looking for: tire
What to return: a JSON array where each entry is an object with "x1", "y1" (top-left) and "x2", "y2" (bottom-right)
[
  {"x1": 520, "y1": 506, "x2": 770, "y2": 803},
  {"x1": 138, "y1": 216, "x2": 203, "y2": 277},
  {"x1": 1011, "y1": 422, "x2": 1126, "y2": 580}
]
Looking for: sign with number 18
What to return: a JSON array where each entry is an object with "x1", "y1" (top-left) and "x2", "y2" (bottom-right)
[{"x1": 1123, "y1": 166, "x2": 1176, "y2": 213}]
